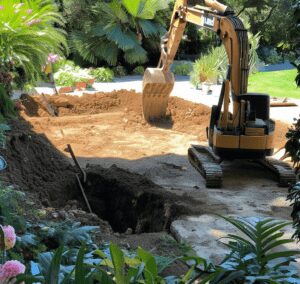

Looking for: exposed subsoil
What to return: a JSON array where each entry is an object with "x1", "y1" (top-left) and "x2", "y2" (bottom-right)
[{"x1": 20, "y1": 90, "x2": 289, "y2": 148}]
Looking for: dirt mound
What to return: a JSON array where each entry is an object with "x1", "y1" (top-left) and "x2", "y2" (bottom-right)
[
  {"x1": 0, "y1": 120, "x2": 79, "y2": 207},
  {"x1": 20, "y1": 91, "x2": 289, "y2": 148},
  {"x1": 20, "y1": 91, "x2": 211, "y2": 138}
]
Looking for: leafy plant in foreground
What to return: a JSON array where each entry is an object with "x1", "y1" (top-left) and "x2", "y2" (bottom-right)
[
  {"x1": 211, "y1": 216, "x2": 300, "y2": 283},
  {"x1": 17, "y1": 242, "x2": 201, "y2": 283},
  {"x1": 287, "y1": 182, "x2": 300, "y2": 241}
]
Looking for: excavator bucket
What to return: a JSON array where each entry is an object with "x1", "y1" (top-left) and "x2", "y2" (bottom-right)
[{"x1": 142, "y1": 68, "x2": 174, "y2": 122}]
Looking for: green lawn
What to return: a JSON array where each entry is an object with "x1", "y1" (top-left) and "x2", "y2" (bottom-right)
[{"x1": 248, "y1": 69, "x2": 299, "y2": 99}]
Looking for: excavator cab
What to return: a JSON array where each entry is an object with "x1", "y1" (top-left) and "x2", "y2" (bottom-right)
[{"x1": 142, "y1": 0, "x2": 296, "y2": 188}]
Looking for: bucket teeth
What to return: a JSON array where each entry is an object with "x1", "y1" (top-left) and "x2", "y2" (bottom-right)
[{"x1": 142, "y1": 68, "x2": 174, "y2": 121}]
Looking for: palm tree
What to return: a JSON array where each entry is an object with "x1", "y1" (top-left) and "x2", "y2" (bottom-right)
[
  {"x1": 0, "y1": 0, "x2": 67, "y2": 93},
  {"x1": 67, "y1": 0, "x2": 170, "y2": 66}
]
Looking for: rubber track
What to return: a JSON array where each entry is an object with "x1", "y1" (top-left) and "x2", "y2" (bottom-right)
[
  {"x1": 188, "y1": 145, "x2": 223, "y2": 188},
  {"x1": 257, "y1": 158, "x2": 296, "y2": 187}
]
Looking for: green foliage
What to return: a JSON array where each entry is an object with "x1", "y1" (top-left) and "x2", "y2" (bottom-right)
[
  {"x1": 285, "y1": 117, "x2": 300, "y2": 173},
  {"x1": 225, "y1": 0, "x2": 295, "y2": 53},
  {"x1": 214, "y1": 216, "x2": 299, "y2": 283},
  {"x1": 91, "y1": 68, "x2": 114, "y2": 82},
  {"x1": 248, "y1": 33, "x2": 261, "y2": 74},
  {"x1": 17, "y1": 242, "x2": 200, "y2": 283},
  {"x1": 172, "y1": 62, "x2": 193, "y2": 76},
  {"x1": 65, "y1": 0, "x2": 169, "y2": 66},
  {"x1": 54, "y1": 65, "x2": 93, "y2": 86},
  {"x1": 292, "y1": 60, "x2": 300, "y2": 87},
  {"x1": 287, "y1": 182, "x2": 300, "y2": 241},
  {"x1": 13, "y1": 215, "x2": 300, "y2": 283},
  {"x1": 113, "y1": 66, "x2": 127, "y2": 77},
  {"x1": 52, "y1": 59, "x2": 75, "y2": 73},
  {"x1": 132, "y1": 66, "x2": 145, "y2": 75},
  {"x1": 0, "y1": 0, "x2": 67, "y2": 93},
  {"x1": 35, "y1": 221, "x2": 98, "y2": 247},
  {"x1": 54, "y1": 72, "x2": 76, "y2": 87},
  {"x1": 0, "y1": 84, "x2": 16, "y2": 119},
  {"x1": 258, "y1": 47, "x2": 282, "y2": 65},
  {"x1": 190, "y1": 47, "x2": 225, "y2": 87},
  {"x1": 0, "y1": 187, "x2": 26, "y2": 232}
]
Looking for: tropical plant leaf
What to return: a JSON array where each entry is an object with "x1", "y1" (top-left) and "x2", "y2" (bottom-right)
[
  {"x1": 46, "y1": 246, "x2": 64, "y2": 284},
  {"x1": 110, "y1": 243, "x2": 126, "y2": 284},
  {"x1": 75, "y1": 245, "x2": 86, "y2": 284},
  {"x1": 138, "y1": 246, "x2": 158, "y2": 283}
]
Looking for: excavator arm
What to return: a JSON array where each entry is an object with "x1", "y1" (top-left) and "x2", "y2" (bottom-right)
[{"x1": 143, "y1": 0, "x2": 249, "y2": 125}]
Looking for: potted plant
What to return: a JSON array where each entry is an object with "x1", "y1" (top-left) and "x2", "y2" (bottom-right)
[
  {"x1": 73, "y1": 68, "x2": 94, "y2": 90},
  {"x1": 54, "y1": 72, "x2": 76, "y2": 93}
]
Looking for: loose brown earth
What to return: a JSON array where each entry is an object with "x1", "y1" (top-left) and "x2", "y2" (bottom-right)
[{"x1": 0, "y1": 90, "x2": 293, "y2": 260}]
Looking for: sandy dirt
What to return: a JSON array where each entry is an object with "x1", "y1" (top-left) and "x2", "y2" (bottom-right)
[{"x1": 0, "y1": 90, "x2": 294, "y2": 259}]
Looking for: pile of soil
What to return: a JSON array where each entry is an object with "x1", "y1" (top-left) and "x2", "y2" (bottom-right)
[
  {"x1": 21, "y1": 91, "x2": 211, "y2": 138},
  {"x1": 0, "y1": 120, "x2": 78, "y2": 207},
  {"x1": 20, "y1": 91, "x2": 289, "y2": 148},
  {"x1": 0, "y1": 119, "x2": 200, "y2": 230}
]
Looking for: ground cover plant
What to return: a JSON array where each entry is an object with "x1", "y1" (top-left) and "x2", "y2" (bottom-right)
[
  {"x1": 2, "y1": 216, "x2": 295, "y2": 283},
  {"x1": 248, "y1": 69, "x2": 299, "y2": 98}
]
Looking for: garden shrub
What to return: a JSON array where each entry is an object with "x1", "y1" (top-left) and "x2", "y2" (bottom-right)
[
  {"x1": 292, "y1": 59, "x2": 300, "y2": 86},
  {"x1": 0, "y1": 187, "x2": 26, "y2": 232},
  {"x1": 172, "y1": 62, "x2": 193, "y2": 76},
  {"x1": 0, "y1": 0, "x2": 67, "y2": 94},
  {"x1": 54, "y1": 72, "x2": 76, "y2": 87},
  {"x1": 287, "y1": 182, "x2": 300, "y2": 241},
  {"x1": 285, "y1": 117, "x2": 300, "y2": 173},
  {"x1": 258, "y1": 47, "x2": 283, "y2": 65},
  {"x1": 91, "y1": 68, "x2": 114, "y2": 82},
  {"x1": 132, "y1": 66, "x2": 145, "y2": 75},
  {"x1": 52, "y1": 59, "x2": 75, "y2": 73},
  {"x1": 190, "y1": 47, "x2": 226, "y2": 87},
  {"x1": 54, "y1": 65, "x2": 93, "y2": 87},
  {"x1": 0, "y1": 84, "x2": 16, "y2": 119},
  {"x1": 113, "y1": 66, "x2": 127, "y2": 77}
]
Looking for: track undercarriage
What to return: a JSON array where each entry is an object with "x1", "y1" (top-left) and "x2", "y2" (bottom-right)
[{"x1": 188, "y1": 145, "x2": 296, "y2": 188}]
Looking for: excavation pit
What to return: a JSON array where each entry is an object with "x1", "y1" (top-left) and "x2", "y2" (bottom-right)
[{"x1": 83, "y1": 165, "x2": 194, "y2": 234}]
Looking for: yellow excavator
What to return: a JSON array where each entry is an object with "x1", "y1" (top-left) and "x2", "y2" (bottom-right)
[{"x1": 142, "y1": 0, "x2": 296, "y2": 188}]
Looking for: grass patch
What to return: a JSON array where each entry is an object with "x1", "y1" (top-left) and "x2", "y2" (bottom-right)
[{"x1": 248, "y1": 69, "x2": 299, "y2": 99}]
